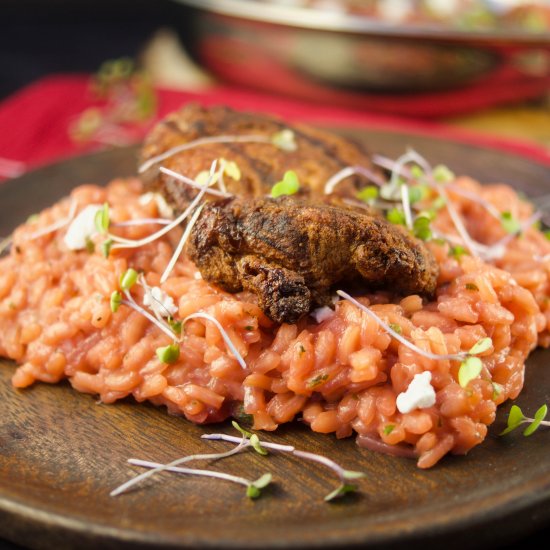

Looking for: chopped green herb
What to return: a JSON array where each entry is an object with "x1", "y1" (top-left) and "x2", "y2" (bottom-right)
[
  {"x1": 383, "y1": 424, "x2": 395, "y2": 435},
  {"x1": 110, "y1": 291, "x2": 122, "y2": 312},
  {"x1": 500, "y1": 212, "x2": 521, "y2": 235},
  {"x1": 469, "y1": 337, "x2": 492, "y2": 355},
  {"x1": 465, "y1": 283, "x2": 479, "y2": 291},
  {"x1": 433, "y1": 164, "x2": 455, "y2": 184},
  {"x1": 94, "y1": 202, "x2": 110, "y2": 234},
  {"x1": 357, "y1": 186, "x2": 379, "y2": 203},
  {"x1": 156, "y1": 343, "x2": 180, "y2": 364},
  {"x1": 389, "y1": 323, "x2": 402, "y2": 335},
  {"x1": 244, "y1": 325, "x2": 254, "y2": 331},
  {"x1": 458, "y1": 356, "x2": 482, "y2": 388},
  {"x1": 271, "y1": 170, "x2": 300, "y2": 198},
  {"x1": 298, "y1": 344, "x2": 306, "y2": 355},
  {"x1": 449, "y1": 245, "x2": 467, "y2": 260},
  {"x1": 232, "y1": 405, "x2": 254, "y2": 426},
  {"x1": 26, "y1": 213, "x2": 39, "y2": 224},
  {"x1": 120, "y1": 268, "x2": 138, "y2": 291},
  {"x1": 544, "y1": 230, "x2": 550, "y2": 241},
  {"x1": 324, "y1": 483, "x2": 358, "y2": 502},
  {"x1": 386, "y1": 208, "x2": 406, "y2": 226},
  {"x1": 308, "y1": 373, "x2": 329, "y2": 388}
]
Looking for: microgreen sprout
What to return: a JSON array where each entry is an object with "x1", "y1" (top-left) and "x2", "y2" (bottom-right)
[
  {"x1": 413, "y1": 213, "x2": 433, "y2": 241},
  {"x1": 357, "y1": 186, "x2": 379, "y2": 203},
  {"x1": 94, "y1": 202, "x2": 110, "y2": 234},
  {"x1": 203, "y1": 424, "x2": 366, "y2": 502},
  {"x1": 324, "y1": 483, "x2": 359, "y2": 502},
  {"x1": 160, "y1": 166, "x2": 232, "y2": 199},
  {"x1": 156, "y1": 343, "x2": 180, "y2": 364},
  {"x1": 182, "y1": 313, "x2": 247, "y2": 369},
  {"x1": 500, "y1": 211, "x2": 521, "y2": 235},
  {"x1": 160, "y1": 203, "x2": 205, "y2": 284},
  {"x1": 27, "y1": 199, "x2": 78, "y2": 241},
  {"x1": 110, "y1": 434, "x2": 250, "y2": 497},
  {"x1": 500, "y1": 404, "x2": 549, "y2": 436},
  {"x1": 271, "y1": 170, "x2": 300, "y2": 198},
  {"x1": 336, "y1": 290, "x2": 468, "y2": 362},
  {"x1": 386, "y1": 208, "x2": 406, "y2": 226},
  {"x1": 139, "y1": 133, "x2": 292, "y2": 174},
  {"x1": 457, "y1": 337, "x2": 492, "y2": 388},
  {"x1": 101, "y1": 238, "x2": 113, "y2": 258},
  {"x1": 271, "y1": 128, "x2": 297, "y2": 151},
  {"x1": 324, "y1": 165, "x2": 385, "y2": 196},
  {"x1": 432, "y1": 164, "x2": 455, "y2": 184},
  {"x1": 120, "y1": 268, "x2": 138, "y2": 291},
  {"x1": 127, "y1": 459, "x2": 272, "y2": 500},
  {"x1": 110, "y1": 290, "x2": 122, "y2": 312}
]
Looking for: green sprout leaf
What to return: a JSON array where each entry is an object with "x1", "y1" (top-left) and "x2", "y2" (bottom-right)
[
  {"x1": 500, "y1": 404, "x2": 525, "y2": 435},
  {"x1": 94, "y1": 202, "x2": 110, "y2": 234},
  {"x1": 523, "y1": 404, "x2": 548, "y2": 436},
  {"x1": 410, "y1": 165, "x2": 424, "y2": 180},
  {"x1": 232, "y1": 420, "x2": 253, "y2": 439},
  {"x1": 389, "y1": 323, "x2": 402, "y2": 335},
  {"x1": 324, "y1": 483, "x2": 358, "y2": 502},
  {"x1": 271, "y1": 170, "x2": 300, "y2": 198},
  {"x1": 386, "y1": 208, "x2": 406, "y2": 226},
  {"x1": 342, "y1": 470, "x2": 366, "y2": 480},
  {"x1": 357, "y1": 186, "x2": 379, "y2": 203},
  {"x1": 156, "y1": 343, "x2": 180, "y2": 364},
  {"x1": 413, "y1": 215, "x2": 432, "y2": 241},
  {"x1": 458, "y1": 356, "x2": 482, "y2": 388},
  {"x1": 222, "y1": 159, "x2": 241, "y2": 181},
  {"x1": 85, "y1": 236, "x2": 95, "y2": 254},
  {"x1": 307, "y1": 373, "x2": 329, "y2": 388},
  {"x1": 271, "y1": 129, "x2": 297, "y2": 152},
  {"x1": 500, "y1": 212, "x2": 521, "y2": 235},
  {"x1": 469, "y1": 337, "x2": 492, "y2": 355},
  {"x1": 167, "y1": 317, "x2": 182, "y2": 336},
  {"x1": 246, "y1": 473, "x2": 272, "y2": 499},
  {"x1": 101, "y1": 238, "x2": 113, "y2": 258},
  {"x1": 120, "y1": 268, "x2": 138, "y2": 291},
  {"x1": 449, "y1": 245, "x2": 467, "y2": 260},
  {"x1": 110, "y1": 290, "x2": 122, "y2": 313},
  {"x1": 249, "y1": 434, "x2": 268, "y2": 456},
  {"x1": 433, "y1": 164, "x2": 455, "y2": 184}
]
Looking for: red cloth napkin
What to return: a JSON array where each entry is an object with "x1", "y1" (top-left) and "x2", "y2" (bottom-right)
[{"x1": 0, "y1": 74, "x2": 549, "y2": 180}]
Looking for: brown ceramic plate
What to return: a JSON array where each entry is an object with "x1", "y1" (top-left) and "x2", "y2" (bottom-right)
[{"x1": 1, "y1": 129, "x2": 550, "y2": 550}]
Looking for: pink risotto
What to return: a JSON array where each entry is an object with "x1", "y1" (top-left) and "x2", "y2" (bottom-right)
[{"x1": 1, "y1": 175, "x2": 549, "y2": 469}]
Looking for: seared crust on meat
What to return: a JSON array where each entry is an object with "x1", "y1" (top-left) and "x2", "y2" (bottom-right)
[
  {"x1": 140, "y1": 103, "x2": 376, "y2": 210},
  {"x1": 187, "y1": 196, "x2": 439, "y2": 323}
]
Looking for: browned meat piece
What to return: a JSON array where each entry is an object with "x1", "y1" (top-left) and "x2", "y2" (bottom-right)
[
  {"x1": 140, "y1": 103, "x2": 377, "y2": 210},
  {"x1": 187, "y1": 196, "x2": 439, "y2": 324}
]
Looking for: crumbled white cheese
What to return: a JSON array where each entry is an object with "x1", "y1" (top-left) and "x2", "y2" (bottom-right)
[
  {"x1": 143, "y1": 286, "x2": 178, "y2": 318},
  {"x1": 138, "y1": 192, "x2": 174, "y2": 219},
  {"x1": 311, "y1": 306, "x2": 334, "y2": 324},
  {"x1": 396, "y1": 371, "x2": 436, "y2": 414},
  {"x1": 63, "y1": 204, "x2": 103, "y2": 250}
]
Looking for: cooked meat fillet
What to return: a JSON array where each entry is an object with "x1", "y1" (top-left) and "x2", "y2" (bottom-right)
[
  {"x1": 187, "y1": 196, "x2": 439, "y2": 324},
  {"x1": 140, "y1": 103, "x2": 377, "y2": 210}
]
